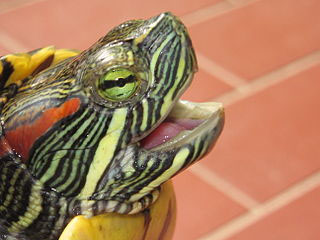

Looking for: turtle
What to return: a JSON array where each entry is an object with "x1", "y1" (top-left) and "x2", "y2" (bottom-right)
[{"x1": 0, "y1": 12, "x2": 224, "y2": 240}]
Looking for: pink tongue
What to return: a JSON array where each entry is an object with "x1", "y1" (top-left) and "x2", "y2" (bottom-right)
[{"x1": 140, "y1": 118, "x2": 203, "y2": 149}]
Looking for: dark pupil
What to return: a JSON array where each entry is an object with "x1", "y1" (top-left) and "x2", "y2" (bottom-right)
[{"x1": 100, "y1": 75, "x2": 136, "y2": 90}]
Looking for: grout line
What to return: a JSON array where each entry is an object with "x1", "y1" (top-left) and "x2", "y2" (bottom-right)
[
  {"x1": 197, "y1": 52, "x2": 248, "y2": 89},
  {"x1": 181, "y1": 1, "x2": 234, "y2": 27},
  {"x1": 198, "y1": 170, "x2": 320, "y2": 240},
  {"x1": 0, "y1": 0, "x2": 48, "y2": 15},
  {"x1": 0, "y1": 31, "x2": 29, "y2": 53},
  {"x1": 190, "y1": 163, "x2": 259, "y2": 209},
  {"x1": 214, "y1": 50, "x2": 320, "y2": 106},
  {"x1": 181, "y1": 0, "x2": 257, "y2": 27},
  {"x1": 225, "y1": 0, "x2": 261, "y2": 6}
]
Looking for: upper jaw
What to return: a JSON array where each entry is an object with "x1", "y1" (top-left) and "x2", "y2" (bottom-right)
[{"x1": 165, "y1": 100, "x2": 224, "y2": 149}]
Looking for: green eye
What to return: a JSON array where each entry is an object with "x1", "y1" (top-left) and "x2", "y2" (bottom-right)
[{"x1": 97, "y1": 68, "x2": 139, "y2": 101}]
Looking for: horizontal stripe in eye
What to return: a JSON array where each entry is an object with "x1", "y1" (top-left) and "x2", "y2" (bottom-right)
[{"x1": 100, "y1": 75, "x2": 136, "y2": 90}]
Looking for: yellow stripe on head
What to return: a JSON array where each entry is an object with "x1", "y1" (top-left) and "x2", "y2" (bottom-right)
[{"x1": 79, "y1": 108, "x2": 128, "y2": 198}]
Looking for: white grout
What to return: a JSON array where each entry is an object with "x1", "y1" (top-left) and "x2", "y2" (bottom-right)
[
  {"x1": 197, "y1": 52, "x2": 248, "y2": 89},
  {"x1": 181, "y1": 0, "x2": 258, "y2": 28},
  {"x1": 225, "y1": 0, "x2": 260, "y2": 7},
  {"x1": 190, "y1": 163, "x2": 259, "y2": 209},
  {"x1": 214, "y1": 50, "x2": 320, "y2": 106},
  {"x1": 198, "y1": 170, "x2": 320, "y2": 240},
  {"x1": 181, "y1": 1, "x2": 234, "y2": 27}
]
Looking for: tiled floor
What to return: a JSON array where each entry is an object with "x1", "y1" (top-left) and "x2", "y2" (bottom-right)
[{"x1": 1, "y1": 0, "x2": 319, "y2": 239}]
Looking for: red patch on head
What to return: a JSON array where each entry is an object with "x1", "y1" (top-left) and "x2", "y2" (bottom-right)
[
  {"x1": 3, "y1": 98, "x2": 80, "y2": 162},
  {"x1": 0, "y1": 137, "x2": 13, "y2": 157}
]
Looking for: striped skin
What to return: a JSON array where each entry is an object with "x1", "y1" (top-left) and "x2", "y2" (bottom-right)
[{"x1": 0, "y1": 13, "x2": 224, "y2": 240}]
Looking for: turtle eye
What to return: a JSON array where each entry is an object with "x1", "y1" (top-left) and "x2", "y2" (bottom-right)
[{"x1": 97, "y1": 68, "x2": 140, "y2": 101}]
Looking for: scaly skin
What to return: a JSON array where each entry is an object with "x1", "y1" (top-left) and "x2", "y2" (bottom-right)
[{"x1": 0, "y1": 13, "x2": 224, "y2": 239}]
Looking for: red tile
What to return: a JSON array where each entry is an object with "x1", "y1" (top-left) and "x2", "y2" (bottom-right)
[
  {"x1": 172, "y1": 170, "x2": 245, "y2": 240},
  {"x1": 202, "y1": 64, "x2": 320, "y2": 201},
  {"x1": 189, "y1": 0, "x2": 320, "y2": 80},
  {"x1": 182, "y1": 69, "x2": 232, "y2": 102},
  {"x1": 0, "y1": 0, "x2": 221, "y2": 50},
  {"x1": 228, "y1": 186, "x2": 320, "y2": 240}
]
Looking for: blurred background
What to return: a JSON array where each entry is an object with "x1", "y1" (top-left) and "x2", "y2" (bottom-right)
[{"x1": 0, "y1": 0, "x2": 319, "y2": 239}]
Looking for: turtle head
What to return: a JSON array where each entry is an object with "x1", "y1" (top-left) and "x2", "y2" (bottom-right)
[
  {"x1": 1, "y1": 13, "x2": 223, "y2": 215},
  {"x1": 71, "y1": 12, "x2": 224, "y2": 213}
]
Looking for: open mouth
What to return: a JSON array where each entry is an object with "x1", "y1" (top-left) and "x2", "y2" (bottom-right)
[{"x1": 140, "y1": 100, "x2": 224, "y2": 150}]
